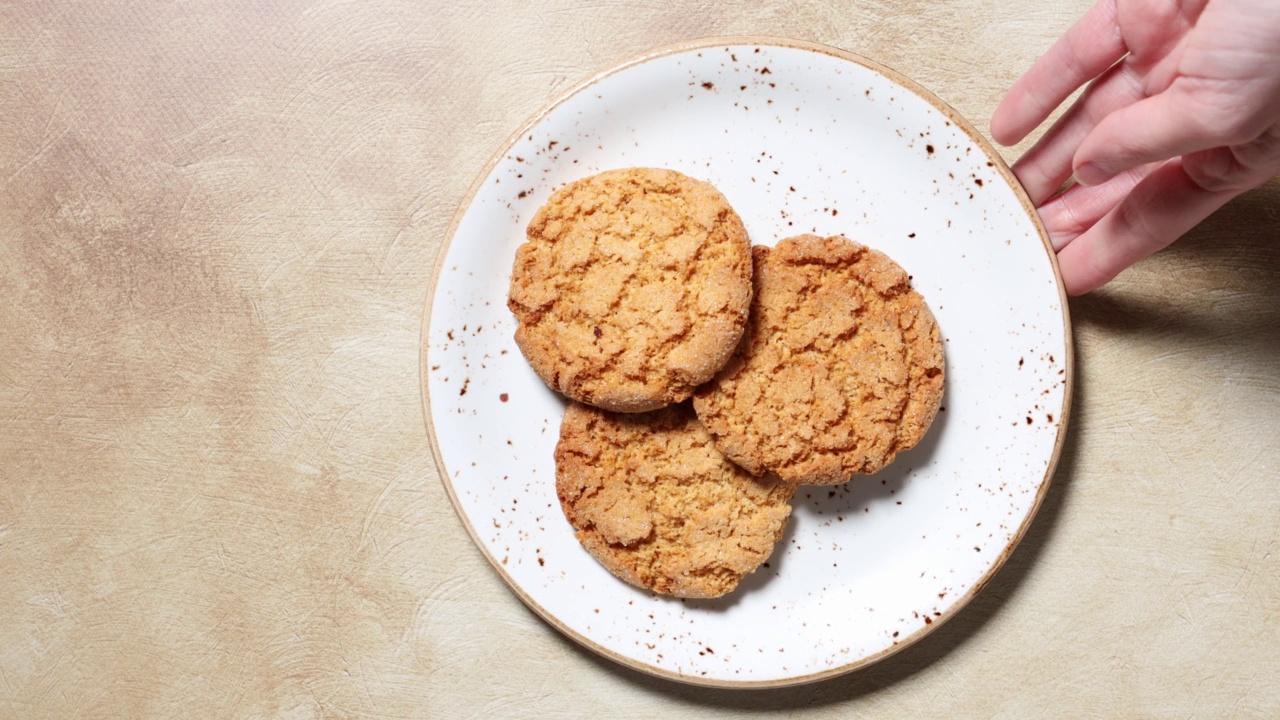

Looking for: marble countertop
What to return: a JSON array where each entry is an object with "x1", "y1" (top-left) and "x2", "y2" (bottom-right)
[{"x1": 2, "y1": 1, "x2": 1277, "y2": 716}]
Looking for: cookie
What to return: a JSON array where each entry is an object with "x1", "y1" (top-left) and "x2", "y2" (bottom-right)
[
  {"x1": 693, "y1": 234, "x2": 944, "y2": 485},
  {"x1": 554, "y1": 401, "x2": 795, "y2": 599},
  {"x1": 508, "y1": 168, "x2": 752, "y2": 413}
]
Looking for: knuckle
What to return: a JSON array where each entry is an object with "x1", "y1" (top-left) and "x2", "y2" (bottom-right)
[
  {"x1": 1183, "y1": 150, "x2": 1245, "y2": 193},
  {"x1": 1116, "y1": 194, "x2": 1160, "y2": 247},
  {"x1": 1183, "y1": 125, "x2": 1280, "y2": 194},
  {"x1": 1232, "y1": 124, "x2": 1280, "y2": 173}
]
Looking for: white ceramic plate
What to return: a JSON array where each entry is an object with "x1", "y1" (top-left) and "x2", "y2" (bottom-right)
[{"x1": 423, "y1": 37, "x2": 1071, "y2": 687}]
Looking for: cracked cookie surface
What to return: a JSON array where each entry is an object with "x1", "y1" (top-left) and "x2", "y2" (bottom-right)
[
  {"x1": 693, "y1": 234, "x2": 945, "y2": 485},
  {"x1": 554, "y1": 401, "x2": 795, "y2": 598},
  {"x1": 508, "y1": 168, "x2": 752, "y2": 412}
]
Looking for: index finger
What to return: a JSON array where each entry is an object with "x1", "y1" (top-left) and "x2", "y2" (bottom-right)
[{"x1": 990, "y1": 0, "x2": 1127, "y2": 146}]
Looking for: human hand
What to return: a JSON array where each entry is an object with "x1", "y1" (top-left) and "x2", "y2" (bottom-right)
[{"x1": 990, "y1": 0, "x2": 1280, "y2": 295}]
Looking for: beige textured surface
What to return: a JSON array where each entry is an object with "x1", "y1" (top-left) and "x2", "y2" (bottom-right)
[{"x1": 1, "y1": 0, "x2": 1277, "y2": 717}]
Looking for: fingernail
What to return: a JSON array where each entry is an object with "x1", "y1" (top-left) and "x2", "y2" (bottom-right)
[{"x1": 1074, "y1": 162, "x2": 1108, "y2": 187}]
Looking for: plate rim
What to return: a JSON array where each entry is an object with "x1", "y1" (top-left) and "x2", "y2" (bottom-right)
[{"x1": 420, "y1": 35, "x2": 1075, "y2": 688}]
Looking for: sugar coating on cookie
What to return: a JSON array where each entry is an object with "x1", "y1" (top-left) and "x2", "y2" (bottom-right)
[
  {"x1": 554, "y1": 402, "x2": 794, "y2": 599},
  {"x1": 508, "y1": 168, "x2": 752, "y2": 413},
  {"x1": 693, "y1": 234, "x2": 945, "y2": 485}
]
